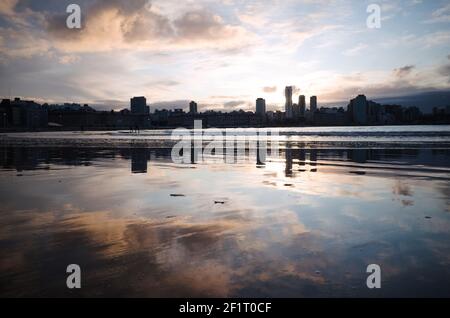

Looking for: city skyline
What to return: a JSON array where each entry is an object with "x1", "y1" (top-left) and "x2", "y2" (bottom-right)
[{"x1": 1, "y1": 0, "x2": 450, "y2": 112}]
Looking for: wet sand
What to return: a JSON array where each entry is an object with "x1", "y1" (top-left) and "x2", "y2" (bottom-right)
[{"x1": 1, "y1": 128, "x2": 450, "y2": 297}]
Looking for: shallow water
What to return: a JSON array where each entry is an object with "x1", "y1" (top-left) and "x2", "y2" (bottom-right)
[
  {"x1": 1, "y1": 129, "x2": 450, "y2": 297},
  {"x1": 2, "y1": 125, "x2": 450, "y2": 148}
]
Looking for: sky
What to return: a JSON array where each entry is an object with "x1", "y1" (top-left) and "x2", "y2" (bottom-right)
[{"x1": 0, "y1": 0, "x2": 450, "y2": 112}]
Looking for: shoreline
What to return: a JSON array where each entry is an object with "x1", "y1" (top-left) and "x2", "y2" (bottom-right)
[
  {"x1": 1, "y1": 122, "x2": 450, "y2": 134},
  {"x1": 2, "y1": 125, "x2": 450, "y2": 149}
]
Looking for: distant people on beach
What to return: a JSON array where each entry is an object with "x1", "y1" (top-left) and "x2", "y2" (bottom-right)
[{"x1": 129, "y1": 125, "x2": 140, "y2": 134}]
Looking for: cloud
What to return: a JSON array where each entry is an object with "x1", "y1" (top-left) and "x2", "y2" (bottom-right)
[
  {"x1": 145, "y1": 80, "x2": 180, "y2": 88},
  {"x1": 343, "y1": 43, "x2": 368, "y2": 56},
  {"x1": 438, "y1": 63, "x2": 450, "y2": 83},
  {"x1": 223, "y1": 100, "x2": 249, "y2": 108},
  {"x1": 292, "y1": 86, "x2": 301, "y2": 95},
  {"x1": 423, "y1": 3, "x2": 450, "y2": 24},
  {"x1": 238, "y1": 13, "x2": 268, "y2": 28},
  {"x1": 0, "y1": 27, "x2": 50, "y2": 58},
  {"x1": 174, "y1": 10, "x2": 243, "y2": 42},
  {"x1": 263, "y1": 86, "x2": 277, "y2": 93},
  {"x1": 0, "y1": 0, "x2": 257, "y2": 58},
  {"x1": 209, "y1": 95, "x2": 248, "y2": 99},
  {"x1": 43, "y1": 1, "x2": 255, "y2": 54},
  {"x1": 420, "y1": 31, "x2": 450, "y2": 47},
  {"x1": 1, "y1": 0, "x2": 450, "y2": 109},
  {"x1": 383, "y1": 31, "x2": 450, "y2": 49},
  {"x1": 150, "y1": 100, "x2": 190, "y2": 111},
  {"x1": 0, "y1": 0, "x2": 18, "y2": 16},
  {"x1": 45, "y1": 1, "x2": 172, "y2": 52},
  {"x1": 393, "y1": 65, "x2": 415, "y2": 78},
  {"x1": 58, "y1": 54, "x2": 80, "y2": 65},
  {"x1": 321, "y1": 82, "x2": 446, "y2": 105}
]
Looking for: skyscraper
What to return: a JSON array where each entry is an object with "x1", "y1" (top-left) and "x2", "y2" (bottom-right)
[
  {"x1": 285, "y1": 86, "x2": 293, "y2": 119},
  {"x1": 130, "y1": 96, "x2": 149, "y2": 115},
  {"x1": 299, "y1": 95, "x2": 306, "y2": 117},
  {"x1": 310, "y1": 96, "x2": 317, "y2": 113},
  {"x1": 293, "y1": 103, "x2": 300, "y2": 118},
  {"x1": 256, "y1": 98, "x2": 266, "y2": 116},
  {"x1": 189, "y1": 101, "x2": 198, "y2": 114}
]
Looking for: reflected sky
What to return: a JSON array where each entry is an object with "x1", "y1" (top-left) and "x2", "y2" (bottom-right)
[{"x1": 0, "y1": 146, "x2": 450, "y2": 297}]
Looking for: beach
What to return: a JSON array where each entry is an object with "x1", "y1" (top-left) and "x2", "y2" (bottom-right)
[{"x1": 1, "y1": 126, "x2": 450, "y2": 297}]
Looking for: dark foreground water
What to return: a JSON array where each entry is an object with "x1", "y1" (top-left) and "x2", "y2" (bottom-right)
[{"x1": 1, "y1": 129, "x2": 450, "y2": 297}]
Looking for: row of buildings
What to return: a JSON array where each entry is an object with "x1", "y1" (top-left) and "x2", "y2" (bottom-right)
[
  {"x1": 1, "y1": 92, "x2": 449, "y2": 131},
  {"x1": 0, "y1": 98, "x2": 48, "y2": 130},
  {"x1": 284, "y1": 86, "x2": 317, "y2": 120},
  {"x1": 0, "y1": 97, "x2": 153, "y2": 131},
  {"x1": 255, "y1": 88, "x2": 317, "y2": 120},
  {"x1": 255, "y1": 87, "x2": 447, "y2": 126}
]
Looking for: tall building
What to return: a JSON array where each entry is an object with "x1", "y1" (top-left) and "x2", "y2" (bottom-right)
[
  {"x1": 130, "y1": 96, "x2": 149, "y2": 115},
  {"x1": 256, "y1": 98, "x2": 266, "y2": 116},
  {"x1": 293, "y1": 103, "x2": 300, "y2": 118},
  {"x1": 299, "y1": 95, "x2": 306, "y2": 117},
  {"x1": 189, "y1": 101, "x2": 198, "y2": 114},
  {"x1": 348, "y1": 94, "x2": 368, "y2": 125},
  {"x1": 285, "y1": 86, "x2": 293, "y2": 119},
  {"x1": 310, "y1": 96, "x2": 317, "y2": 113}
]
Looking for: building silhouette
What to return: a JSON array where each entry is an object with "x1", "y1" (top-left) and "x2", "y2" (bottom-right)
[
  {"x1": 3, "y1": 88, "x2": 448, "y2": 132},
  {"x1": 310, "y1": 96, "x2": 317, "y2": 113},
  {"x1": 256, "y1": 98, "x2": 266, "y2": 116},
  {"x1": 285, "y1": 86, "x2": 293, "y2": 119},
  {"x1": 0, "y1": 98, "x2": 48, "y2": 130},
  {"x1": 189, "y1": 101, "x2": 198, "y2": 114},
  {"x1": 130, "y1": 96, "x2": 149, "y2": 115},
  {"x1": 299, "y1": 95, "x2": 306, "y2": 117},
  {"x1": 348, "y1": 95, "x2": 367, "y2": 124},
  {"x1": 293, "y1": 103, "x2": 300, "y2": 118}
]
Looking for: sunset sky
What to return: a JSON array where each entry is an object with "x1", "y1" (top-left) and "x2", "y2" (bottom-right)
[{"x1": 0, "y1": 0, "x2": 450, "y2": 111}]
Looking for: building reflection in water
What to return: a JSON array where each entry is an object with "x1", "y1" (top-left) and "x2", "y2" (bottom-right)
[
  {"x1": 131, "y1": 148, "x2": 149, "y2": 174},
  {"x1": 348, "y1": 149, "x2": 369, "y2": 163},
  {"x1": 256, "y1": 141, "x2": 266, "y2": 167},
  {"x1": 284, "y1": 148, "x2": 318, "y2": 176},
  {"x1": 1, "y1": 146, "x2": 450, "y2": 175},
  {"x1": 310, "y1": 149, "x2": 317, "y2": 167},
  {"x1": 1, "y1": 145, "x2": 450, "y2": 297},
  {"x1": 299, "y1": 149, "x2": 306, "y2": 166}
]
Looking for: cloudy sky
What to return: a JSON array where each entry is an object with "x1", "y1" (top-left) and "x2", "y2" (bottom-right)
[{"x1": 0, "y1": 0, "x2": 450, "y2": 111}]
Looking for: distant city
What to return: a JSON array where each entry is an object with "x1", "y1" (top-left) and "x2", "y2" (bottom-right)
[{"x1": 1, "y1": 86, "x2": 450, "y2": 131}]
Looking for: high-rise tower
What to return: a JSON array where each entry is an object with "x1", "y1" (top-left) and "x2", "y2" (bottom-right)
[
  {"x1": 299, "y1": 95, "x2": 306, "y2": 117},
  {"x1": 189, "y1": 101, "x2": 198, "y2": 114},
  {"x1": 285, "y1": 86, "x2": 293, "y2": 119},
  {"x1": 256, "y1": 98, "x2": 266, "y2": 116},
  {"x1": 310, "y1": 96, "x2": 317, "y2": 113}
]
